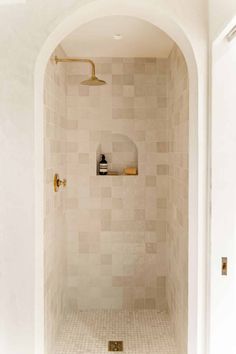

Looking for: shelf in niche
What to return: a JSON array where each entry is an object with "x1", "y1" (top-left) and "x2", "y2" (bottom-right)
[
  {"x1": 96, "y1": 133, "x2": 138, "y2": 176},
  {"x1": 96, "y1": 173, "x2": 138, "y2": 177}
]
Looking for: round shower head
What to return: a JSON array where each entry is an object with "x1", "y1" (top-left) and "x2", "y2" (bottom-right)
[{"x1": 80, "y1": 75, "x2": 106, "y2": 86}]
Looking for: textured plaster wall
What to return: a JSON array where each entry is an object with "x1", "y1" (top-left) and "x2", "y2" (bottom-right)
[
  {"x1": 0, "y1": 1, "x2": 207, "y2": 354},
  {"x1": 44, "y1": 47, "x2": 67, "y2": 354},
  {"x1": 167, "y1": 45, "x2": 189, "y2": 354}
]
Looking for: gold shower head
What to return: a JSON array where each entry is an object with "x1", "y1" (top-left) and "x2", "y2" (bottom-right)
[
  {"x1": 80, "y1": 76, "x2": 106, "y2": 86},
  {"x1": 54, "y1": 56, "x2": 107, "y2": 86}
]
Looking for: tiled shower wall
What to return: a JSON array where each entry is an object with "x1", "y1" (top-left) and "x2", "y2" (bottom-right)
[
  {"x1": 65, "y1": 58, "x2": 169, "y2": 310},
  {"x1": 44, "y1": 47, "x2": 67, "y2": 354},
  {"x1": 44, "y1": 48, "x2": 189, "y2": 354},
  {"x1": 167, "y1": 45, "x2": 189, "y2": 354}
]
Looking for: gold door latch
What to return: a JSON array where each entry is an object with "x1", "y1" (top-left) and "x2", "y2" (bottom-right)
[
  {"x1": 222, "y1": 257, "x2": 228, "y2": 276},
  {"x1": 54, "y1": 174, "x2": 67, "y2": 192}
]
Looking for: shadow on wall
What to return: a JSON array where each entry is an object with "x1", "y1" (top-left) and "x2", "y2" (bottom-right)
[{"x1": 96, "y1": 133, "x2": 138, "y2": 175}]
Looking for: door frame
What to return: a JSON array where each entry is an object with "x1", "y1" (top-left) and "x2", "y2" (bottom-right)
[{"x1": 34, "y1": 1, "x2": 209, "y2": 353}]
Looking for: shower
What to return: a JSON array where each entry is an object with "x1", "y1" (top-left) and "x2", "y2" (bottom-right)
[
  {"x1": 44, "y1": 15, "x2": 190, "y2": 354},
  {"x1": 54, "y1": 56, "x2": 107, "y2": 86}
]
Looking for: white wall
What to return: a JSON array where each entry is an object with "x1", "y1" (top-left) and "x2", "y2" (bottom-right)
[
  {"x1": 209, "y1": 0, "x2": 236, "y2": 40},
  {"x1": 210, "y1": 30, "x2": 236, "y2": 354},
  {"x1": 0, "y1": 1, "x2": 25, "y2": 4},
  {"x1": 0, "y1": 1, "x2": 207, "y2": 354},
  {"x1": 209, "y1": 3, "x2": 236, "y2": 354}
]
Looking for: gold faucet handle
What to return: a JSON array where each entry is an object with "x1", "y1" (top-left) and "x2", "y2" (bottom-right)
[
  {"x1": 61, "y1": 178, "x2": 67, "y2": 187},
  {"x1": 54, "y1": 174, "x2": 67, "y2": 192}
]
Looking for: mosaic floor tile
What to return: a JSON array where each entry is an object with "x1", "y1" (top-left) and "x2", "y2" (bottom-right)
[{"x1": 54, "y1": 310, "x2": 177, "y2": 354}]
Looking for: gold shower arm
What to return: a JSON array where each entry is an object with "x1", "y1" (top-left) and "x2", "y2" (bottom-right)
[{"x1": 54, "y1": 56, "x2": 96, "y2": 78}]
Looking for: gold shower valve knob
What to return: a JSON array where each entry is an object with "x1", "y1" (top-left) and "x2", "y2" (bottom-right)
[{"x1": 54, "y1": 173, "x2": 67, "y2": 192}]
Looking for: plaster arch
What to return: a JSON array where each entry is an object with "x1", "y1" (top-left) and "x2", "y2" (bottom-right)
[{"x1": 34, "y1": 1, "x2": 201, "y2": 353}]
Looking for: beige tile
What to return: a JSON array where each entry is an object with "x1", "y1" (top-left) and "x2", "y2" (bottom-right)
[
  {"x1": 78, "y1": 153, "x2": 89, "y2": 164},
  {"x1": 145, "y1": 298, "x2": 156, "y2": 309},
  {"x1": 145, "y1": 176, "x2": 156, "y2": 187},
  {"x1": 156, "y1": 142, "x2": 169, "y2": 152},
  {"x1": 112, "y1": 198, "x2": 123, "y2": 209},
  {"x1": 101, "y1": 187, "x2": 112, "y2": 198},
  {"x1": 157, "y1": 164, "x2": 169, "y2": 175},
  {"x1": 101, "y1": 254, "x2": 112, "y2": 265},
  {"x1": 145, "y1": 242, "x2": 157, "y2": 254},
  {"x1": 123, "y1": 85, "x2": 135, "y2": 97}
]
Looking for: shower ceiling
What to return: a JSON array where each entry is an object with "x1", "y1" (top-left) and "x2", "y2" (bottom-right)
[{"x1": 61, "y1": 16, "x2": 174, "y2": 58}]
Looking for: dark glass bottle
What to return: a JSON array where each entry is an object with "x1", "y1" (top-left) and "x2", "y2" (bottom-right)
[{"x1": 99, "y1": 154, "x2": 108, "y2": 175}]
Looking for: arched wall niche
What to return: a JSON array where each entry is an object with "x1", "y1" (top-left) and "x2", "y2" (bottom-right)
[
  {"x1": 96, "y1": 133, "x2": 138, "y2": 175},
  {"x1": 34, "y1": 1, "x2": 202, "y2": 354}
]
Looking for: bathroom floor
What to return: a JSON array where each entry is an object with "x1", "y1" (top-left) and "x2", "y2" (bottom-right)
[{"x1": 54, "y1": 310, "x2": 177, "y2": 354}]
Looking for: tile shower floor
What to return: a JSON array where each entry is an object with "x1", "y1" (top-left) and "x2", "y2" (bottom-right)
[{"x1": 54, "y1": 310, "x2": 177, "y2": 354}]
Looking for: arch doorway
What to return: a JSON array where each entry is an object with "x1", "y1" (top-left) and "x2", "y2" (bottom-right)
[{"x1": 34, "y1": 1, "x2": 202, "y2": 354}]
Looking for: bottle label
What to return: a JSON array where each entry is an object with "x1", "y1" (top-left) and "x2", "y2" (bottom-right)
[{"x1": 100, "y1": 163, "x2": 108, "y2": 173}]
